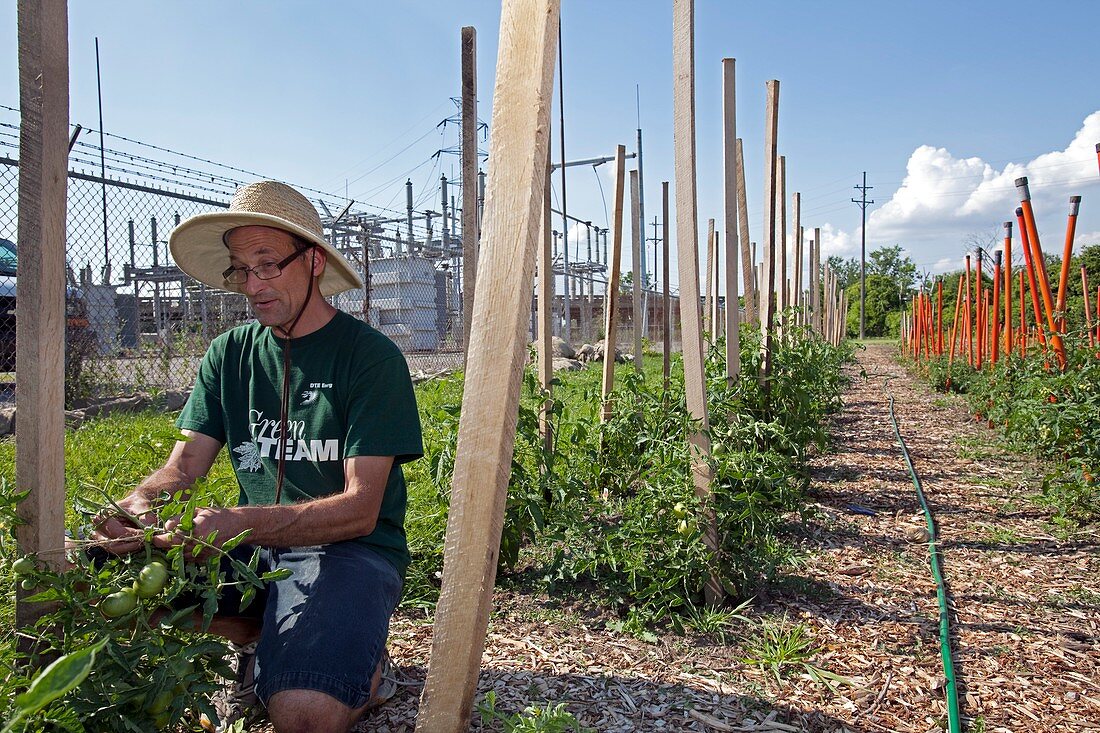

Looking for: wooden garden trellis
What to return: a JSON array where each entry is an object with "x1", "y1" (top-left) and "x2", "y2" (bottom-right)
[
  {"x1": 672, "y1": 0, "x2": 723, "y2": 606},
  {"x1": 415, "y1": 0, "x2": 560, "y2": 727},
  {"x1": 14, "y1": 0, "x2": 70, "y2": 642},
  {"x1": 721, "y1": 57, "x2": 740, "y2": 384},
  {"x1": 460, "y1": 25, "x2": 479, "y2": 364},
  {"x1": 599, "y1": 145, "x2": 626, "y2": 423}
]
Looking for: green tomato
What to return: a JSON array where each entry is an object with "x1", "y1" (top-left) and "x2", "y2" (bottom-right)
[
  {"x1": 100, "y1": 588, "x2": 138, "y2": 618},
  {"x1": 12, "y1": 557, "x2": 35, "y2": 575},
  {"x1": 20, "y1": 577, "x2": 36, "y2": 591},
  {"x1": 133, "y1": 561, "x2": 168, "y2": 598},
  {"x1": 144, "y1": 689, "x2": 173, "y2": 716},
  {"x1": 677, "y1": 519, "x2": 692, "y2": 538},
  {"x1": 672, "y1": 502, "x2": 688, "y2": 518},
  {"x1": 168, "y1": 657, "x2": 194, "y2": 679}
]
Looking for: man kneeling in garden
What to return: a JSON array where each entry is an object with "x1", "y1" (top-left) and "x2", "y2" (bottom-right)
[{"x1": 92, "y1": 181, "x2": 423, "y2": 733}]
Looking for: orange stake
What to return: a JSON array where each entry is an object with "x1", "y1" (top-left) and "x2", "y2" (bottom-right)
[
  {"x1": 1016, "y1": 177, "x2": 1067, "y2": 368},
  {"x1": 964, "y1": 255, "x2": 974, "y2": 366},
  {"x1": 1003, "y1": 221, "x2": 1013, "y2": 357},
  {"x1": 1055, "y1": 196, "x2": 1082, "y2": 331},
  {"x1": 1018, "y1": 271, "x2": 1026, "y2": 357},
  {"x1": 1017, "y1": 207, "x2": 1047, "y2": 349},
  {"x1": 976, "y1": 251, "x2": 985, "y2": 369},
  {"x1": 1083, "y1": 266, "x2": 1094, "y2": 348},
  {"x1": 992, "y1": 251, "x2": 1001, "y2": 364},
  {"x1": 948, "y1": 275, "x2": 964, "y2": 368},
  {"x1": 936, "y1": 279, "x2": 944, "y2": 354}
]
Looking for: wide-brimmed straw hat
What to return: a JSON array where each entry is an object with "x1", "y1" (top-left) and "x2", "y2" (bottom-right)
[{"x1": 169, "y1": 180, "x2": 362, "y2": 296}]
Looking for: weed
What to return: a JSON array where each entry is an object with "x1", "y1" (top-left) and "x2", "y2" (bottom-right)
[
  {"x1": 743, "y1": 618, "x2": 850, "y2": 692},
  {"x1": 983, "y1": 525, "x2": 1024, "y2": 545},
  {"x1": 477, "y1": 691, "x2": 594, "y2": 733}
]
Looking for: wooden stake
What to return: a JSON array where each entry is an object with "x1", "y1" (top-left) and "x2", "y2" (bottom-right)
[
  {"x1": 758, "y1": 80, "x2": 780, "y2": 387},
  {"x1": 672, "y1": 0, "x2": 722, "y2": 606},
  {"x1": 704, "y1": 217, "x2": 715, "y2": 341},
  {"x1": 15, "y1": 0, "x2": 70, "y2": 644},
  {"x1": 630, "y1": 169, "x2": 643, "y2": 369},
  {"x1": 662, "y1": 181, "x2": 671, "y2": 389},
  {"x1": 735, "y1": 137, "x2": 754, "y2": 324},
  {"x1": 793, "y1": 195, "x2": 802, "y2": 319},
  {"x1": 536, "y1": 151, "x2": 554, "y2": 451},
  {"x1": 461, "y1": 26, "x2": 479, "y2": 364},
  {"x1": 722, "y1": 58, "x2": 740, "y2": 383},
  {"x1": 777, "y1": 155, "x2": 788, "y2": 319},
  {"x1": 600, "y1": 145, "x2": 627, "y2": 422},
  {"x1": 812, "y1": 226, "x2": 821, "y2": 334},
  {"x1": 711, "y1": 228, "x2": 721, "y2": 340},
  {"x1": 416, "y1": 2, "x2": 559, "y2": 727}
]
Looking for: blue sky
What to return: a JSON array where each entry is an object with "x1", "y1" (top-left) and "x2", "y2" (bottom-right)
[{"x1": 3, "y1": 1, "x2": 1098, "y2": 290}]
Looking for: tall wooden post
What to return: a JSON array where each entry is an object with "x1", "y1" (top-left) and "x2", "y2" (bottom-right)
[
  {"x1": 600, "y1": 145, "x2": 627, "y2": 422},
  {"x1": 735, "y1": 137, "x2": 754, "y2": 324},
  {"x1": 672, "y1": 0, "x2": 722, "y2": 606},
  {"x1": 416, "y1": 2, "x2": 559, "y2": 728},
  {"x1": 758, "y1": 80, "x2": 780, "y2": 387},
  {"x1": 792, "y1": 192, "x2": 801, "y2": 318},
  {"x1": 704, "y1": 217, "x2": 715, "y2": 341},
  {"x1": 722, "y1": 58, "x2": 740, "y2": 383},
  {"x1": 777, "y1": 155, "x2": 788, "y2": 319},
  {"x1": 662, "y1": 181, "x2": 671, "y2": 389},
  {"x1": 630, "y1": 169, "x2": 643, "y2": 369},
  {"x1": 15, "y1": 0, "x2": 70, "y2": 642},
  {"x1": 536, "y1": 153, "x2": 554, "y2": 451},
  {"x1": 812, "y1": 226, "x2": 821, "y2": 333},
  {"x1": 711, "y1": 229, "x2": 721, "y2": 340},
  {"x1": 460, "y1": 26, "x2": 479, "y2": 364}
]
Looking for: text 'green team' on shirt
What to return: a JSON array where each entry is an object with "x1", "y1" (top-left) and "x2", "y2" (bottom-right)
[{"x1": 177, "y1": 311, "x2": 424, "y2": 577}]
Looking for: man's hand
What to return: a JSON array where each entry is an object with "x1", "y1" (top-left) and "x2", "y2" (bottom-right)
[
  {"x1": 90, "y1": 430, "x2": 223, "y2": 557},
  {"x1": 89, "y1": 493, "x2": 160, "y2": 555},
  {"x1": 154, "y1": 507, "x2": 248, "y2": 559}
]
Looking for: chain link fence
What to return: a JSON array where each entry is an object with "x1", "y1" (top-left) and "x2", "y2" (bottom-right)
[
  {"x1": 1, "y1": 157, "x2": 683, "y2": 405},
  {"x1": 0, "y1": 159, "x2": 467, "y2": 405}
]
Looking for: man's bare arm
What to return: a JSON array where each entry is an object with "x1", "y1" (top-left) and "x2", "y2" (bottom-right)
[
  {"x1": 163, "y1": 455, "x2": 394, "y2": 550},
  {"x1": 93, "y1": 430, "x2": 222, "y2": 553}
]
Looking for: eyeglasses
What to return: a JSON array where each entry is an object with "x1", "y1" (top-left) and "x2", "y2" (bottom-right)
[{"x1": 222, "y1": 246, "x2": 313, "y2": 285}]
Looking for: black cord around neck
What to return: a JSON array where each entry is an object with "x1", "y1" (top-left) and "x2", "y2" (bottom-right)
[{"x1": 273, "y1": 248, "x2": 317, "y2": 505}]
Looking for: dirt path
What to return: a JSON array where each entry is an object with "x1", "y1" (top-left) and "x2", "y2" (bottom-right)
[{"x1": 317, "y1": 343, "x2": 1099, "y2": 732}]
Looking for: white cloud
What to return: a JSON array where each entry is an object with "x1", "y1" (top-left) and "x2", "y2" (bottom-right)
[
  {"x1": 931, "y1": 257, "x2": 960, "y2": 274},
  {"x1": 822, "y1": 110, "x2": 1100, "y2": 267},
  {"x1": 817, "y1": 222, "x2": 856, "y2": 259}
]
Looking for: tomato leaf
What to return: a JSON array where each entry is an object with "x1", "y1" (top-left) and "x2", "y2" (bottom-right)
[{"x1": 6, "y1": 637, "x2": 108, "y2": 731}]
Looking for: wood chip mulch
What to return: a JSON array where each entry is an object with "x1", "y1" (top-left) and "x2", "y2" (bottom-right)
[{"x1": 265, "y1": 342, "x2": 1099, "y2": 732}]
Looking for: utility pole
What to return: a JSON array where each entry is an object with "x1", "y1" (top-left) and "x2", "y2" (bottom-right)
[{"x1": 852, "y1": 171, "x2": 874, "y2": 339}]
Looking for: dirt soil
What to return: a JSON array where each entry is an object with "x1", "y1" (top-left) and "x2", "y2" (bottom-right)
[{"x1": 273, "y1": 342, "x2": 1100, "y2": 732}]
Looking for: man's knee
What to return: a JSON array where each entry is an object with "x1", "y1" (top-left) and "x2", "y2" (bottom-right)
[{"x1": 267, "y1": 688, "x2": 362, "y2": 733}]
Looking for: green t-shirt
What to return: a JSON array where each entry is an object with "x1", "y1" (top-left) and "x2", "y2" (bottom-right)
[{"x1": 177, "y1": 310, "x2": 423, "y2": 576}]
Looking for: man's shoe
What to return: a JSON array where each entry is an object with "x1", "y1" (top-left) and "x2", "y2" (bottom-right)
[{"x1": 366, "y1": 649, "x2": 397, "y2": 709}]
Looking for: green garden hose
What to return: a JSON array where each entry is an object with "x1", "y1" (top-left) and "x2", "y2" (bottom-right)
[{"x1": 885, "y1": 383, "x2": 963, "y2": 733}]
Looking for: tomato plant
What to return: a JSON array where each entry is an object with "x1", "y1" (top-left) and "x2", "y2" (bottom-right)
[{"x1": 0, "y1": 480, "x2": 290, "y2": 732}]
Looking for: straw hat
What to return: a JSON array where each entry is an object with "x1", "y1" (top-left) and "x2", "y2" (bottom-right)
[{"x1": 169, "y1": 180, "x2": 362, "y2": 296}]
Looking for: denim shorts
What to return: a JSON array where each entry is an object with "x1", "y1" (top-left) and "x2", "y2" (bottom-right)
[{"x1": 224, "y1": 541, "x2": 403, "y2": 709}]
